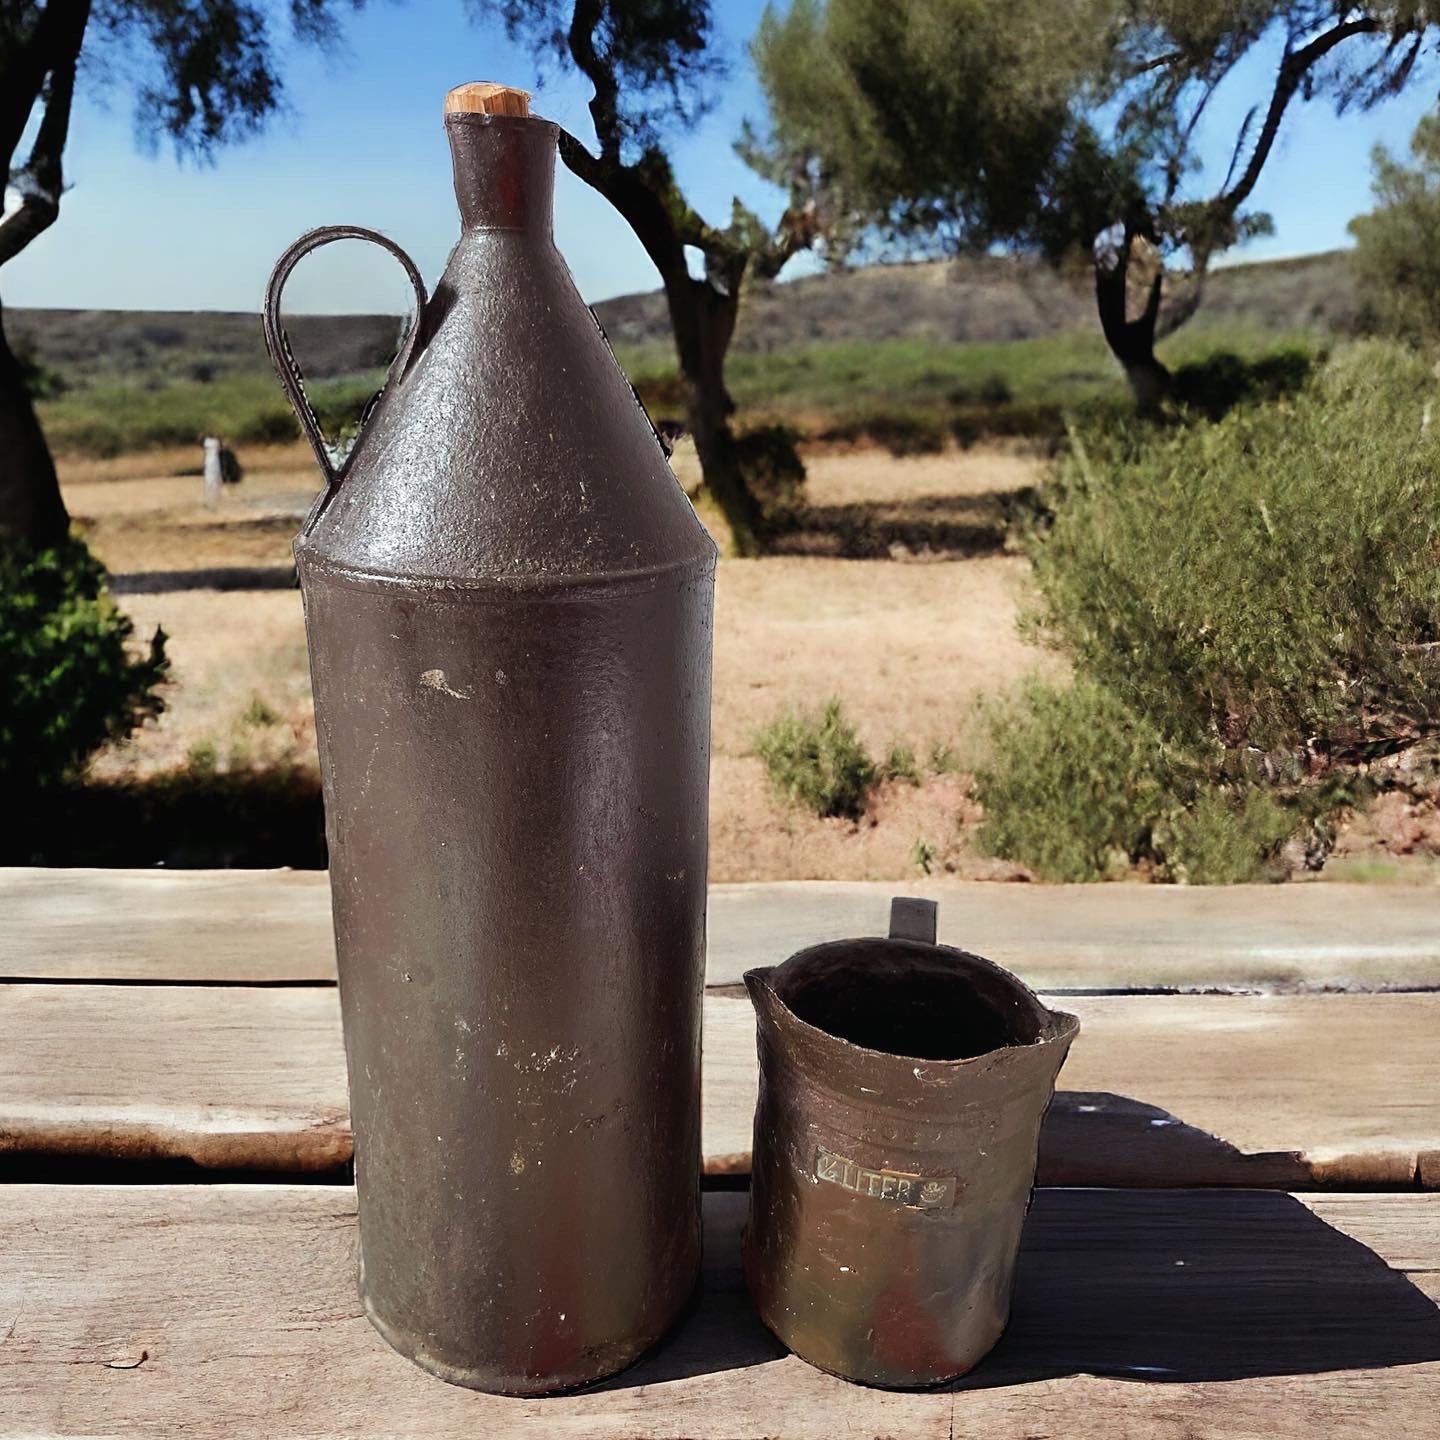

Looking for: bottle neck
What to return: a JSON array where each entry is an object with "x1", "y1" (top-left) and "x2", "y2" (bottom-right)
[{"x1": 446, "y1": 114, "x2": 556, "y2": 234}]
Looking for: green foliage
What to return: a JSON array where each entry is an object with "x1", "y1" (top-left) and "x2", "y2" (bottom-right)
[
  {"x1": 496, "y1": 0, "x2": 720, "y2": 146},
  {"x1": 910, "y1": 836, "x2": 937, "y2": 874},
  {"x1": 0, "y1": 539, "x2": 167, "y2": 795},
  {"x1": 622, "y1": 325, "x2": 1316, "y2": 444},
  {"x1": 1350, "y1": 111, "x2": 1440, "y2": 346},
  {"x1": 38, "y1": 370, "x2": 385, "y2": 457},
  {"x1": 974, "y1": 679, "x2": 1295, "y2": 883},
  {"x1": 755, "y1": 698, "x2": 876, "y2": 819},
  {"x1": 1154, "y1": 787, "x2": 1295, "y2": 886},
  {"x1": 14, "y1": 338, "x2": 67, "y2": 400},
  {"x1": 978, "y1": 339, "x2": 1440, "y2": 882},
  {"x1": 749, "y1": 0, "x2": 1119, "y2": 260},
  {"x1": 882, "y1": 743, "x2": 922, "y2": 785},
  {"x1": 975, "y1": 679, "x2": 1174, "y2": 882},
  {"x1": 241, "y1": 694, "x2": 280, "y2": 728},
  {"x1": 929, "y1": 740, "x2": 960, "y2": 774},
  {"x1": 1030, "y1": 341, "x2": 1440, "y2": 761}
]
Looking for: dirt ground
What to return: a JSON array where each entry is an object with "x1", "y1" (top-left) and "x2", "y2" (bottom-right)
[{"x1": 67, "y1": 440, "x2": 1057, "y2": 881}]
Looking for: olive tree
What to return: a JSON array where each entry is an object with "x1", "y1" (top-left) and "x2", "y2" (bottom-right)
[{"x1": 751, "y1": 0, "x2": 1440, "y2": 408}]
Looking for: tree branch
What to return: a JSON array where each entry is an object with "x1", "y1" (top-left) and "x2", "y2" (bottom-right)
[
  {"x1": 565, "y1": 0, "x2": 623, "y2": 163},
  {"x1": 1218, "y1": 15, "x2": 1382, "y2": 217},
  {"x1": 751, "y1": 198, "x2": 816, "y2": 281},
  {"x1": 0, "y1": 0, "x2": 89, "y2": 167},
  {"x1": 0, "y1": 0, "x2": 88, "y2": 268}
]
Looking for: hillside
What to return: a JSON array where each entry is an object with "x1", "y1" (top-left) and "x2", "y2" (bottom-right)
[{"x1": 9, "y1": 249, "x2": 1357, "y2": 385}]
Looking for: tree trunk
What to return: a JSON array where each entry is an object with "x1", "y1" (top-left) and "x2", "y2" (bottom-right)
[
  {"x1": 1094, "y1": 242, "x2": 1172, "y2": 416},
  {"x1": 0, "y1": 298, "x2": 69, "y2": 554},
  {"x1": 665, "y1": 274, "x2": 763, "y2": 557}
]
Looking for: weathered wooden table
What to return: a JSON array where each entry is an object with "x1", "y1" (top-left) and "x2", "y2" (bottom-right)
[{"x1": 3, "y1": 870, "x2": 1438, "y2": 1437}]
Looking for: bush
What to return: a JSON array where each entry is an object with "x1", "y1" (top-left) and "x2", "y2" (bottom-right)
[
  {"x1": 975, "y1": 679, "x2": 1174, "y2": 882},
  {"x1": 755, "y1": 698, "x2": 876, "y2": 819},
  {"x1": 974, "y1": 679, "x2": 1298, "y2": 883},
  {"x1": 862, "y1": 410, "x2": 948, "y2": 456},
  {"x1": 38, "y1": 369, "x2": 386, "y2": 457},
  {"x1": 1154, "y1": 787, "x2": 1295, "y2": 885},
  {"x1": 0, "y1": 539, "x2": 168, "y2": 795},
  {"x1": 1030, "y1": 342, "x2": 1440, "y2": 763},
  {"x1": 15, "y1": 339, "x2": 67, "y2": 400},
  {"x1": 882, "y1": 743, "x2": 922, "y2": 785},
  {"x1": 974, "y1": 341, "x2": 1440, "y2": 882}
]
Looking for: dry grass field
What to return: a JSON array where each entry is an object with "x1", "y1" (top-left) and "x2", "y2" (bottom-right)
[{"x1": 66, "y1": 439, "x2": 1057, "y2": 881}]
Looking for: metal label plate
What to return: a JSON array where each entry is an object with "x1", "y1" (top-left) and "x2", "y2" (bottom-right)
[{"x1": 814, "y1": 1146, "x2": 956, "y2": 1208}]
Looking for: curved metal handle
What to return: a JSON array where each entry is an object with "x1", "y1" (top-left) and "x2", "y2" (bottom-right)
[{"x1": 262, "y1": 225, "x2": 428, "y2": 489}]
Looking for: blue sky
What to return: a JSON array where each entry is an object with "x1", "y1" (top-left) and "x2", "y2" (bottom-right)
[{"x1": 5, "y1": 1, "x2": 1438, "y2": 314}]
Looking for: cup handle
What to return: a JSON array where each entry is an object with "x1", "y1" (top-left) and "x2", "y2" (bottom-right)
[{"x1": 888, "y1": 896, "x2": 937, "y2": 945}]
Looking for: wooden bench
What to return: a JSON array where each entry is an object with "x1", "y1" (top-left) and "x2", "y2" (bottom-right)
[{"x1": 2, "y1": 871, "x2": 1438, "y2": 1436}]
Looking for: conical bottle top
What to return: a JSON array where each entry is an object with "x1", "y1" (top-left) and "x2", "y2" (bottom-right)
[{"x1": 296, "y1": 83, "x2": 715, "y2": 588}]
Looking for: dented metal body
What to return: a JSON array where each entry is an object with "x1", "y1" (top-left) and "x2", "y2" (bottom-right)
[
  {"x1": 265, "y1": 113, "x2": 717, "y2": 1394},
  {"x1": 743, "y1": 899, "x2": 1077, "y2": 1388}
]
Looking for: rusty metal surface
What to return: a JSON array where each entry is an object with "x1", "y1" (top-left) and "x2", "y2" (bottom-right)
[
  {"x1": 265, "y1": 110, "x2": 717, "y2": 1395},
  {"x1": 743, "y1": 898, "x2": 1078, "y2": 1387}
]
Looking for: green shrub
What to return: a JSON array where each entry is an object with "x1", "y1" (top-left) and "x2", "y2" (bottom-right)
[
  {"x1": 882, "y1": 743, "x2": 922, "y2": 785},
  {"x1": 1155, "y1": 787, "x2": 1294, "y2": 885},
  {"x1": 241, "y1": 694, "x2": 280, "y2": 728},
  {"x1": 1030, "y1": 342, "x2": 1440, "y2": 762},
  {"x1": 15, "y1": 338, "x2": 67, "y2": 400},
  {"x1": 974, "y1": 679, "x2": 1298, "y2": 883},
  {"x1": 974, "y1": 341, "x2": 1440, "y2": 883},
  {"x1": 755, "y1": 698, "x2": 876, "y2": 819},
  {"x1": 975, "y1": 679, "x2": 1175, "y2": 882},
  {"x1": 929, "y1": 740, "x2": 960, "y2": 775},
  {"x1": 862, "y1": 410, "x2": 948, "y2": 456},
  {"x1": 0, "y1": 540, "x2": 167, "y2": 794},
  {"x1": 38, "y1": 369, "x2": 386, "y2": 456}
]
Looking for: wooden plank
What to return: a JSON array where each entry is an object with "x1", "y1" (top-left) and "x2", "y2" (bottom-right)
[
  {"x1": 3, "y1": 986, "x2": 1436, "y2": 1188},
  {"x1": 0, "y1": 985, "x2": 349, "y2": 1174},
  {"x1": 8, "y1": 869, "x2": 1440, "y2": 991},
  {"x1": 0, "y1": 1185, "x2": 1435, "y2": 1438},
  {"x1": 0, "y1": 868, "x2": 335, "y2": 982},
  {"x1": 707, "y1": 880, "x2": 1440, "y2": 991}
]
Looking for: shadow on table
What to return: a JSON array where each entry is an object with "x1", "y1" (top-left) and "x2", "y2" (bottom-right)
[
  {"x1": 591, "y1": 1194, "x2": 785, "y2": 1390},
  {"x1": 1038, "y1": 1090, "x2": 1320, "y2": 1189},
  {"x1": 608, "y1": 1141, "x2": 1440, "y2": 1390},
  {"x1": 960, "y1": 1186, "x2": 1440, "y2": 1388}
]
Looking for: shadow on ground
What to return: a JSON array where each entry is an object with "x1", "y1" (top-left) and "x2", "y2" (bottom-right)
[
  {"x1": 7, "y1": 769, "x2": 326, "y2": 867},
  {"x1": 768, "y1": 487, "x2": 1040, "y2": 560}
]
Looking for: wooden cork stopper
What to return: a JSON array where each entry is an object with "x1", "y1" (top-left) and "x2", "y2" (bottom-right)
[{"x1": 444, "y1": 83, "x2": 531, "y2": 118}]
